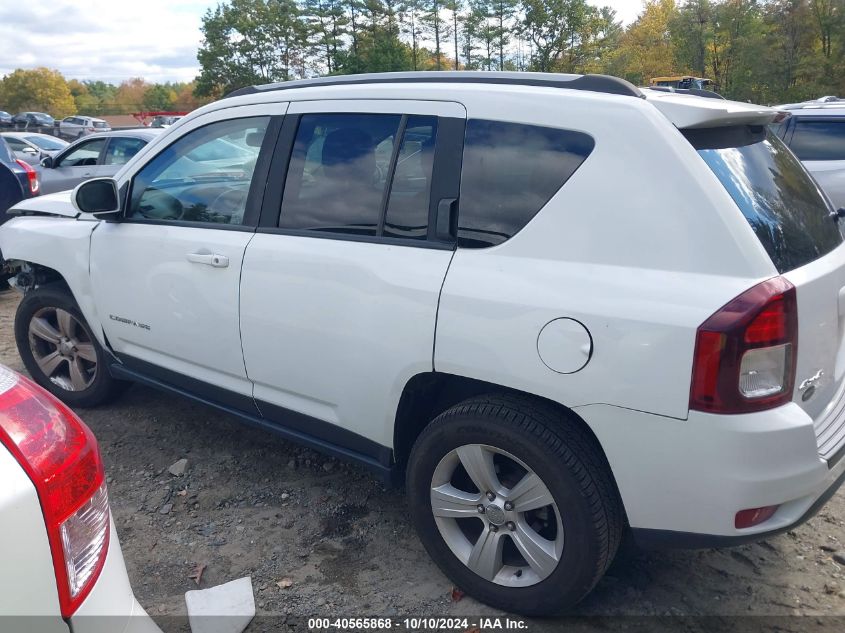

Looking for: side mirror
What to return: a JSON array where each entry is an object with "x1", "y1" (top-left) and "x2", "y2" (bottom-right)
[
  {"x1": 72, "y1": 178, "x2": 122, "y2": 218},
  {"x1": 40, "y1": 155, "x2": 53, "y2": 168},
  {"x1": 22, "y1": 146, "x2": 37, "y2": 154}
]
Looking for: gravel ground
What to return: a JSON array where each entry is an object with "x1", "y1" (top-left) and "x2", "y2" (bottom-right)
[{"x1": 3, "y1": 288, "x2": 845, "y2": 631}]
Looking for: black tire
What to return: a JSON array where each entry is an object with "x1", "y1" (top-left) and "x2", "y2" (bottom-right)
[
  {"x1": 15, "y1": 284, "x2": 128, "y2": 407},
  {"x1": 407, "y1": 393, "x2": 623, "y2": 616}
]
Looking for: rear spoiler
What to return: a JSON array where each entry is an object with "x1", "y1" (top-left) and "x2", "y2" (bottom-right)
[{"x1": 644, "y1": 90, "x2": 777, "y2": 129}]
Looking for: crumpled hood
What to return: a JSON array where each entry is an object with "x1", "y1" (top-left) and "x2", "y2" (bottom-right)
[{"x1": 8, "y1": 190, "x2": 79, "y2": 218}]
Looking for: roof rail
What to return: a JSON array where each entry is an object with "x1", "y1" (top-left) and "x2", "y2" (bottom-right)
[
  {"x1": 779, "y1": 101, "x2": 845, "y2": 110},
  {"x1": 224, "y1": 72, "x2": 644, "y2": 100},
  {"x1": 645, "y1": 86, "x2": 725, "y2": 100}
]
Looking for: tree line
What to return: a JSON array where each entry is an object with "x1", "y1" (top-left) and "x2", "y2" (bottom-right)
[
  {"x1": 196, "y1": 0, "x2": 845, "y2": 104},
  {"x1": 0, "y1": 68, "x2": 212, "y2": 119},
  {"x1": 2, "y1": 0, "x2": 842, "y2": 118}
]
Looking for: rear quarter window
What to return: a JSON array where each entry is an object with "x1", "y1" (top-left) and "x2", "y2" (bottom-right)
[
  {"x1": 788, "y1": 119, "x2": 845, "y2": 161},
  {"x1": 458, "y1": 120, "x2": 594, "y2": 248},
  {"x1": 688, "y1": 125, "x2": 843, "y2": 273}
]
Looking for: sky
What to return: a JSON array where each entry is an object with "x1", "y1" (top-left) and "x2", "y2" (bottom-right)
[{"x1": 0, "y1": 0, "x2": 645, "y2": 84}]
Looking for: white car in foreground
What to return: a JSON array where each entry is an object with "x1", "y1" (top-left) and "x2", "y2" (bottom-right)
[
  {"x1": 0, "y1": 364, "x2": 160, "y2": 632},
  {"x1": 2, "y1": 71, "x2": 845, "y2": 614}
]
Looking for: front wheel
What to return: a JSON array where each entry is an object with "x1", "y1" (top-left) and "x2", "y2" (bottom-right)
[
  {"x1": 15, "y1": 285, "x2": 128, "y2": 407},
  {"x1": 407, "y1": 394, "x2": 623, "y2": 615}
]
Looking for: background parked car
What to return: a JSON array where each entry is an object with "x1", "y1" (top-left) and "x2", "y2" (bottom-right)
[
  {"x1": 1, "y1": 132, "x2": 68, "y2": 165},
  {"x1": 39, "y1": 129, "x2": 162, "y2": 194},
  {"x1": 12, "y1": 112, "x2": 55, "y2": 129},
  {"x1": 150, "y1": 115, "x2": 182, "y2": 128},
  {"x1": 0, "y1": 160, "x2": 24, "y2": 221},
  {"x1": 0, "y1": 111, "x2": 12, "y2": 128},
  {"x1": 0, "y1": 364, "x2": 162, "y2": 632},
  {"x1": 773, "y1": 98, "x2": 845, "y2": 209},
  {"x1": 59, "y1": 116, "x2": 111, "y2": 139},
  {"x1": 0, "y1": 136, "x2": 38, "y2": 212}
]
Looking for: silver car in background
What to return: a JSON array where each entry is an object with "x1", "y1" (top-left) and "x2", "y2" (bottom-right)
[
  {"x1": 38, "y1": 129, "x2": 162, "y2": 194},
  {"x1": 774, "y1": 99, "x2": 845, "y2": 209},
  {"x1": 1, "y1": 132, "x2": 68, "y2": 165},
  {"x1": 58, "y1": 116, "x2": 111, "y2": 139}
]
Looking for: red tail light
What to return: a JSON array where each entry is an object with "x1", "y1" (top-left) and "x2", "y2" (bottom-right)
[
  {"x1": 0, "y1": 366, "x2": 109, "y2": 617},
  {"x1": 690, "y1": 277, "x2": 798, "y2": 413},
  {"x1": 14, "y1": 158, "x2": 39, "y2": 195}
]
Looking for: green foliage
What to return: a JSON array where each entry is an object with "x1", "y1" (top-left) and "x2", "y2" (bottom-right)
[
  {"x1": 195, "y1": 0, "x2": 309, "y2": 97},
  {"x1": 8, "y1": 0, "x2": 843, "y2": 116},
  {"x1": 0, "y1": 68, "x2": 77, "y2": 117}
]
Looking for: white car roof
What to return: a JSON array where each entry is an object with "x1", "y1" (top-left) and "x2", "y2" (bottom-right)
[{"x1": 211, "y1": 72, "x2": 777, "y2": 131}]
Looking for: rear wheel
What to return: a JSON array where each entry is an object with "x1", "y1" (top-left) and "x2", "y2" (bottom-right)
[
  {"x1": 15, "y1": 285, "x2": 128, "y2": 407},
  {"x1": 407, "y1": 394, "x2": 623, "y2": 615}
]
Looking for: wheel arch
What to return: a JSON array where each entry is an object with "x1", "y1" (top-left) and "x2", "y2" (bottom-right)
[
  {"x1": 0, "y1": 217, "x2": 105, "y2": 347},
  {"x1": 393, "y1": 372, "x2": 623, "y2": 506}
]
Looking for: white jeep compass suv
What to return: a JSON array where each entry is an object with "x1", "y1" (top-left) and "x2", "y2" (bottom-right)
[{"x1": 2, "y1": 72, "x2": 845, "y2": 615}]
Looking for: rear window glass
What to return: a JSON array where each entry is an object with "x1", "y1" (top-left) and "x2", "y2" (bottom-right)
[
  {"x1": 25, "y1": 135, "x2": 65, "y2": 151},
  {"x1": 0, "y1": 138, "x2": 12, "y2": 163},
  {"x1": 689, "y1": 126, "x2": 842, "y2": 273},
  {"x1": 788, "y1": 119, "x2": 845, "y2": 161},
  {"x1": 458, "y1": 120, "x2": 594, "y2": 248}
]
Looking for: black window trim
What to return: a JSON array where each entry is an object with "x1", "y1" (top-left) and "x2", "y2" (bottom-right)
[
  {"x1": 117, "y1": 114, "x2": 284, "y2": 231},
  {"x1": 377, "y1": 114, "x2": 408, "y2": 237},
  {"x1": 258, "y1": 111, "x2": 464, "y2": 250}
]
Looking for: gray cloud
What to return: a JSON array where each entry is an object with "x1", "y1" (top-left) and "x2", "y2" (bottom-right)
[{"x1": 0, "y1": 0, "x2": 212, "y2": 83}]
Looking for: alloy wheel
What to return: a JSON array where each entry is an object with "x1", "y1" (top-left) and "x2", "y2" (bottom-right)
[
  {"x1": 28, "y1": 307, "x2": 97, "y2": 392},
  {"x1": 430, "y1": 444, "x2": 564, "y2": 587}
]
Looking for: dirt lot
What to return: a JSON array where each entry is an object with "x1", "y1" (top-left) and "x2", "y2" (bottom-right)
[{"x1": 3, "y1": 289, "x2": 845, "y2": 630}]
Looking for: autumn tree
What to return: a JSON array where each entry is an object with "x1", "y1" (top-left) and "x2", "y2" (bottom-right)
[
  {"x1": 609, "y1": 0, "x2": 678, "y2": 85},
  {"x1": 0, "y1": 68, "x2": 76, "y2": 117}
]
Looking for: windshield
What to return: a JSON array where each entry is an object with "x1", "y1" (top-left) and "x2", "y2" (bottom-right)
[
  {"x1": 688, "y1": 126, "x2": 842, "y2": 273},
  {"x1": 25, "y1": 135, "x2": 66, "y2": 151}
]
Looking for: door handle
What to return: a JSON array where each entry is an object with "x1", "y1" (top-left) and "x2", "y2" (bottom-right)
[{"x1": 187, "y1": 252, "x2": 229, "y2": 268}]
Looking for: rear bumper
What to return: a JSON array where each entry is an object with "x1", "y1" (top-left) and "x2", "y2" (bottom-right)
[
  {"x1": 632, "y1": 463, "x2": 845, "y2": 548},
  {"x1": 575, "y1": 402, "x2": 845, "y2": 544},
  {"x1": 69, "y1": 519, "x2": 162, "y2": 633}
]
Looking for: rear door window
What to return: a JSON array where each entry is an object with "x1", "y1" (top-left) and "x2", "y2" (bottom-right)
[
  {"x1": 280, "y1": 113, "x2": 402, "y2": 236},
  {"x1": 689, "y1": 125, "x2": 842, "y2": 273},
  {"x1": 788, "y1": 119, "x2": 845, "y2": 161},
  {"x1": 4, "y1": 138, "x2": 27, "y2": 152},
  {"x1": 458, "y1": 120, "x2": 594, "y2": 248},
  {"x1": 383, "y1": 116, "x2": 437, "y2": 241},
  {"x1": 104, "y1": 137, "x2": 146, "y2": 165}
]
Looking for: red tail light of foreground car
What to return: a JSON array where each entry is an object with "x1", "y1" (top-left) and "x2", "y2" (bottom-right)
[{"x1": 0, "y1": 365, "x2": 109, "y2": 617}]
